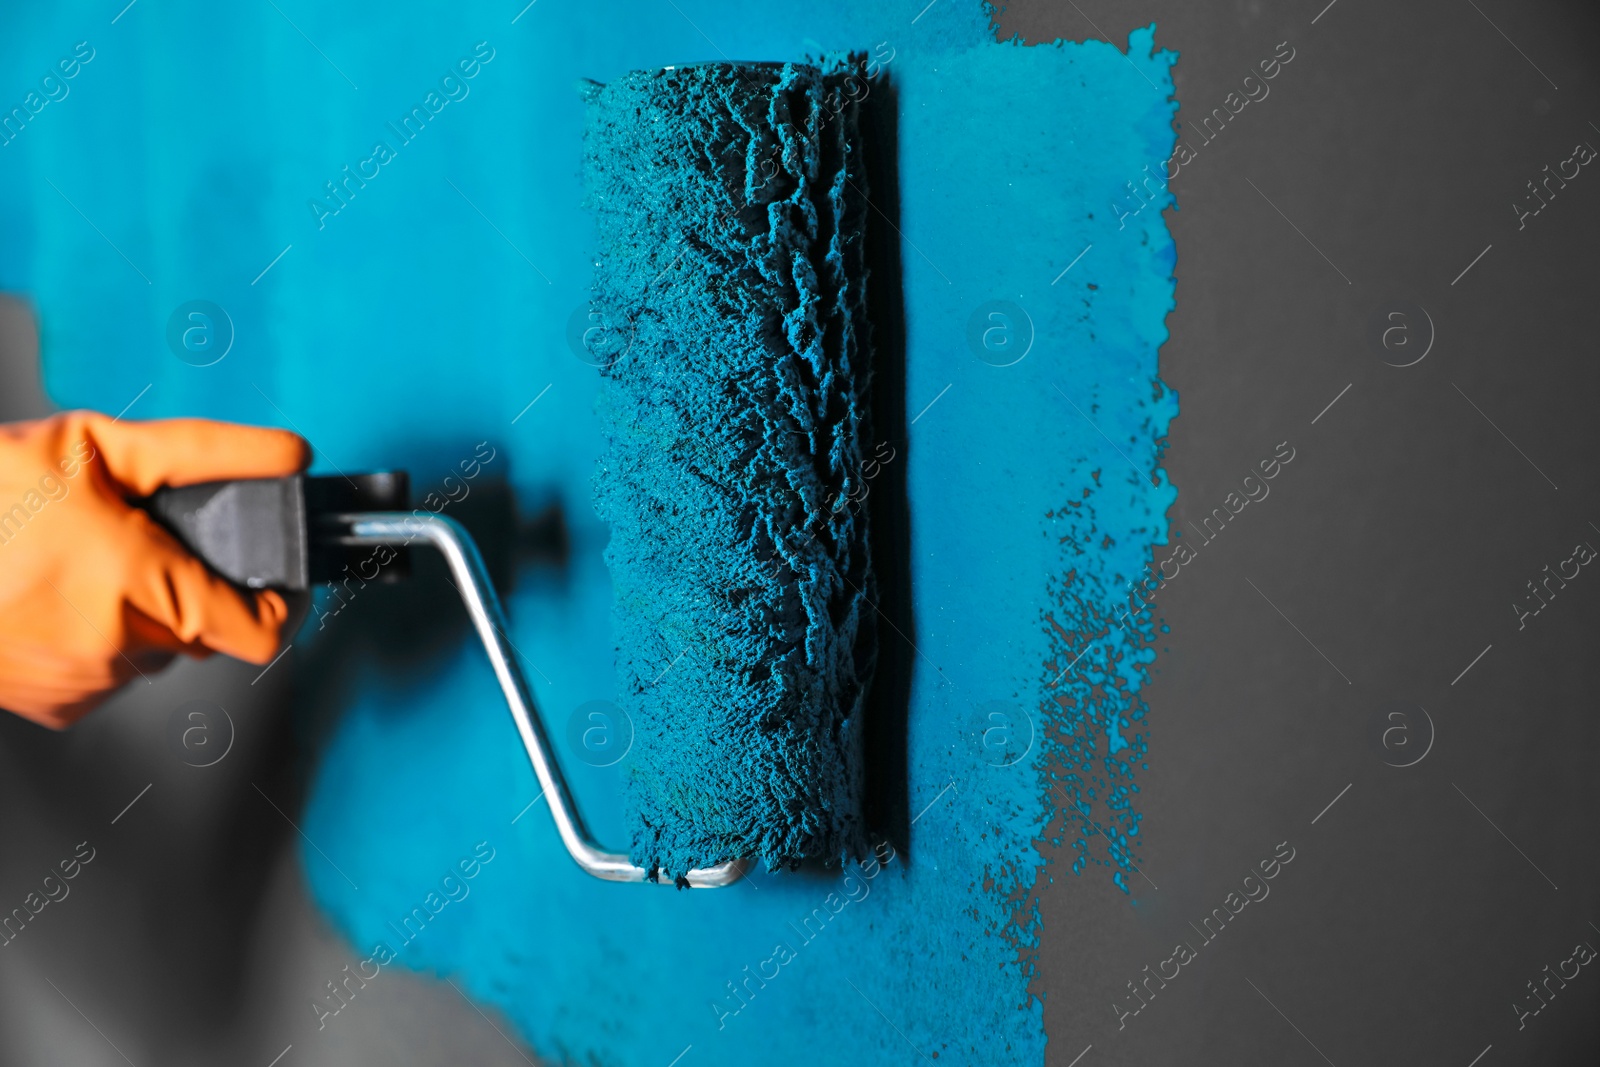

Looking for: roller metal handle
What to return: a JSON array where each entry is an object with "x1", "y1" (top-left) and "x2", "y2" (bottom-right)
[
  {"x1": 138, "y1": 478, "x2": 743, "y2": 887},
  {"x1": 332, "y1": 512, "x2": 746, "y2": 888}
]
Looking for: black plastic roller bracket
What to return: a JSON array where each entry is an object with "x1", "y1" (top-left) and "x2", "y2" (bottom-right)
[{"x1": 138, "y1": 472, "x2": 411, "y2": 592}]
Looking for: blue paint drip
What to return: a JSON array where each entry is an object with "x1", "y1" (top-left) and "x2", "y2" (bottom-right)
[{"x1": 0, "y1": 2, "x2": 1177, "y2": 1062}]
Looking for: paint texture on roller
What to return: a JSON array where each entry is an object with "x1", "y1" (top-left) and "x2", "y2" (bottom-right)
[{"x1": 582, "y1": 62, "x2": 875, "y2": 877}]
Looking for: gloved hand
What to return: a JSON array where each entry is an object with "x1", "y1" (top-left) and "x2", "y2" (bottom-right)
[{"x1": 0, "y1": 411, "x2": 309, "y2": 728}]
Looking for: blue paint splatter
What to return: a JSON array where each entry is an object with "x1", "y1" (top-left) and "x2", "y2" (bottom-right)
[{"x1": 0, "y1": 2, "x2": 1177, "y2": 1062}]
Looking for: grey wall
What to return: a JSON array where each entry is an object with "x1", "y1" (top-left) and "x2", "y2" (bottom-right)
[{"x1": 989, "y1": 1, "x2": 1600, "y2": 1064}]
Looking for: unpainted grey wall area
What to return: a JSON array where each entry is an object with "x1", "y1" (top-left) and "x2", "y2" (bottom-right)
[
  {"x1": 989, "y1": 1, "x2": 1600, "y2": 1064},
  {"x1": 0, "y1": 296, "x2": 47, "y2": 420}
]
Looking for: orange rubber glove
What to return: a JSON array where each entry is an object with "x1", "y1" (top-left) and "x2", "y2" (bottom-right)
[{"x1": 0, "y1": 411, "x2": 309, "y2": 729}]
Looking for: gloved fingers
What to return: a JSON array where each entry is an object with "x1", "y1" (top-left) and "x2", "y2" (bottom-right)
[
  {"x1": 0, "y1": 687, "x2": 109, "y2": 729},
  {"x1": 0, "y1": 606, "x2": 170, "y2": 684},
  {"x1": 0, "y1": 650, "x2": 165, "y2": 729},
  {"x1": 72, "y1": 411, "x2": 310, "y2": 496},
  {"x1": 121, "y1": 509, "x2": 294, "y2": 665},
  {"x1": 0, "y1": 412, "x2": 303, "y2": 730},
  {"x1": 121, "y1": 603, "x2": 222, "y2": 659},
  {"x1": 276, "y1": 589, "x2": 312, "y2": 644}
]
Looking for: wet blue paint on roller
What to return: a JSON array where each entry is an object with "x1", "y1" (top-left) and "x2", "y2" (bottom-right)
[
  {"x1": 583, "y1": 63, "x2": 875, "y2": 877},
  {"x1": 0, "y1": 1, "x2": 1176, "y2": 1062}
]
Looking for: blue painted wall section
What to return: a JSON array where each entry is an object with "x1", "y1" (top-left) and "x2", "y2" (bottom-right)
[{"x1": 0, "y1": 2, "x2": 1176, "y2": 1063}]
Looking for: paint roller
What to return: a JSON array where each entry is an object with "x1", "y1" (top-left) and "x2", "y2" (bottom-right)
[{"x1": 137, "y1": 59, "x2": 877, "y2": 887}]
